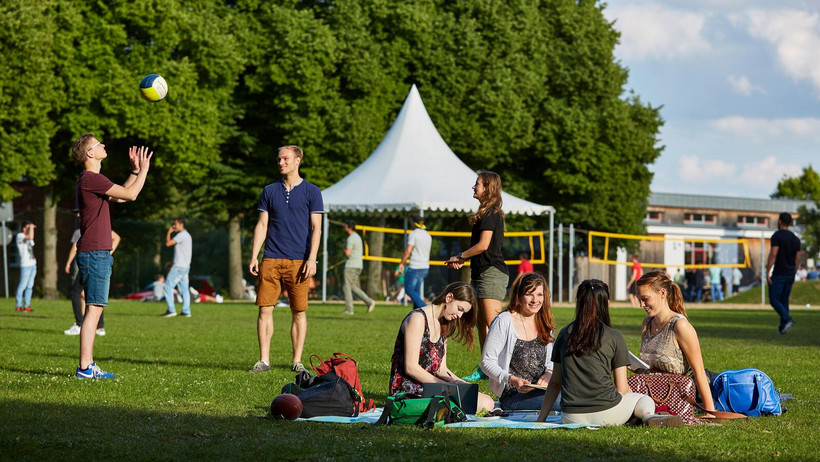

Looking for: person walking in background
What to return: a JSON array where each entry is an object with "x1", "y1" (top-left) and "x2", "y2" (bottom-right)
[
  {"x1": 71, "y1": 133, "x2": 152, "y2": 379},
  {"x1": 14, "y1": 221, "x2": 37, "y2": 312},
  {"x1": 248, "y1": 145, "x2": 323, "y2": 374},
  {"x1": 399, "y1": 215, "x2": 432, "y2": 308},
  {"x1": 766, "y1": 212, "x2": 800, "y2": 334},
  {"x1": 341, "y1": 220, "x2": 376, "y2": 315},
  {"x1": 708, "y1": 266, "x2": 723, "y2": 302},
  {"x1": 64, "y1": 221, "x2": 121, "y2": 336},
  {"x1": 447, "y1": 170, "x2": 509, "y2": 382},
  {"x1": 162, "y1": 218, "x2": 193, "y2": 318},
  {"x1": 627, "y1": 253, "x2": 642, "y2": 308}
]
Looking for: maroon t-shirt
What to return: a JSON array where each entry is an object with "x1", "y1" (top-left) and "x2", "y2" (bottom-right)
[{"x1": 76, "y1": 171, "x2": 115, "y2": 252}]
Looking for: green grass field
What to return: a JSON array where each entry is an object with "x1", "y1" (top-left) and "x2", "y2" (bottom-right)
[
  {"x1": 723, "y1": 279, "x2": 820, "y2": 306},
  {"x1": 2, "y1": 298, "x2": 818, "y2": 461}
]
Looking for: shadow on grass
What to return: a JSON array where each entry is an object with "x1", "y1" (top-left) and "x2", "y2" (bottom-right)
[
  {"x1": 0, "y1": 326, "x2": 61, "y2": 335},
  {"x1": 35, "y1": 351, "x2": 244, "y2": 372},
  {"x1": 0, "y1": 399, "x2": 710, "y2": 462}
]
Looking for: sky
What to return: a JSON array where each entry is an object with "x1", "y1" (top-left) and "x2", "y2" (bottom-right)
[{"x1": 602, "y1": 0, "x2": 820, "y2": 199}]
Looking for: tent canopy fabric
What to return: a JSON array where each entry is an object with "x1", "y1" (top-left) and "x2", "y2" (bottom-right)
[{"x1": 322, "y1": 85, "x2": 554, "y2": 216}]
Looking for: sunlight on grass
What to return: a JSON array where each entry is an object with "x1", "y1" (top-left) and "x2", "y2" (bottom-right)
[{"x1": 1, "y1": 299, "x2": 818, "y2": 461}]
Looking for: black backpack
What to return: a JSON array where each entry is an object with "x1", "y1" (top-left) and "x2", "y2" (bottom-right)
[{"x1": 280, "y1": 371, "x2": 361, "y2": 418}]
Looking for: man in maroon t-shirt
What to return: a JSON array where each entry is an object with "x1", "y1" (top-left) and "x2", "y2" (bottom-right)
[{"x1": 70, "y1": 133, "x2": 153, "y2": 379}]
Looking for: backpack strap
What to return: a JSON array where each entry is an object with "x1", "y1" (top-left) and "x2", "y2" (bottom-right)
[
  {"x1": 374, "y1": 396, "x2": 396, "y2": 426},
  {"x1": 422, "y1": 395, "x2": 446, "y2": 429}
]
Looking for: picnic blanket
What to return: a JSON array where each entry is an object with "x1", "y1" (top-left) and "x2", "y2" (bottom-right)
[{"x1": 300, "y1": 409, "x2": 596, "y2": 429}]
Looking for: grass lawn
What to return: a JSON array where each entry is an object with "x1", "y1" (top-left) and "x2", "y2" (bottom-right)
[
  {"x1": 2, "y1": 298, "x2": 818, "y2": 461},
  {"x1": 723, "y1": 279, "x2": 820, "y2": 306}
]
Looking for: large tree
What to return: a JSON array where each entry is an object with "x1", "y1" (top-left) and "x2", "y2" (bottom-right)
[
  {"x1": 773, "y1": 165, "x2": 820, "y2": 257},
  {"x1": 0, "y1": 1, "x2": 58, "y2": 200}
]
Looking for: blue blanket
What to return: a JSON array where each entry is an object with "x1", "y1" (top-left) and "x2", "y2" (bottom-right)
[{"x1": 301, "y1": 410, "x2": 596, "y2": 429}]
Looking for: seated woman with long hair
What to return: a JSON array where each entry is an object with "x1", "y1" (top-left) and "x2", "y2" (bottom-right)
[
  {"x1": 634, "y1": 270, "x2": 716, "y2": 412},
  {"x1": 537, "y1": 279, "x2": 681, "y2": 426},
  {"x1": 388, "y1": 281, "x2": 495, "y2": 413},
  {"x1": 481, "y1": 272, "x2": 560, "y2": 410}
]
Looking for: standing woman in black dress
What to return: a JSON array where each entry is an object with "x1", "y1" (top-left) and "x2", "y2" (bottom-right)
[{"x1": 447, "y1": 171, "x2": 509, "y2": 380}]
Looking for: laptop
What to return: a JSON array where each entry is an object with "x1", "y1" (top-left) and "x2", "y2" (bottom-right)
[{"x1": 422, "y1": 382, "x2": 479, "y2": 414}]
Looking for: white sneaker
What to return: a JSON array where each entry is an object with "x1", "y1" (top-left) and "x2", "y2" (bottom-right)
[
  {"x1": 215, "y1": 294, "x2": 224, "y2": 303},
  {"x1": 64, "y1": 323, "x2": 81, "y2": 335},
  {"x1": 96, "y1": 328, "x2": 106, "y2": 336}
]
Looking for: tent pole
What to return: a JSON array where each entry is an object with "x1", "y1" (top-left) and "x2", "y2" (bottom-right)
[
  {"x1": 549, "y1": 211, "x2": 554, "y2": 304},
  {"x1": 403, "y1": 215, "x2": 409, "y2": 306},
  {"x1": 322, "y1": 213, "x2": 329, "y2": 303}
]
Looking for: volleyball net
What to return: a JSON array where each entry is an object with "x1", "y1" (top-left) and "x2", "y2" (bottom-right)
[
  {"x1": 587, "y1": 230, "x2": 751, "y2": 269},
  {"x1": 357, "y1": 224, "x2": 546, "y2": 267}
]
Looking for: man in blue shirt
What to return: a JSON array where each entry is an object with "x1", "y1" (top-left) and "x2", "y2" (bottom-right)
[{"x1": 248, "y1": 145, "x2": 324, "y2": 373}]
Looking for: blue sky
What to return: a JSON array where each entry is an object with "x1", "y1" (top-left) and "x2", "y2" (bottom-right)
[{"x1": 603, "y1": 0, "x2": 820, "y2": 199}]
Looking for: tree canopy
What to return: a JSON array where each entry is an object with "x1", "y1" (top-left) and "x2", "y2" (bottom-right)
[
  {"x1": 1, "y1": 0, "x2": 664, "y2": 291},
  {"x1": 773, "y1": 165, "x2": 820, "y2": 257}
]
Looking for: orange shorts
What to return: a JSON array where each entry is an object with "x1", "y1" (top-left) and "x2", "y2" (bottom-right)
[{"x1": 256, "y1": 258, "x2": 310, "y2": 311}]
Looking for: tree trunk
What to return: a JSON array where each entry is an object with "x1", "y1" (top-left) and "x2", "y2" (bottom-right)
[
  {"x1": 366, "y1": 216, "x2": 385, "y2": 298},
  {"x1": 42, "y1": 186, "x2": 58, "y2": 299},
  {"x1": 228, "y1": 211, "x2": 244, "y2": 300}
]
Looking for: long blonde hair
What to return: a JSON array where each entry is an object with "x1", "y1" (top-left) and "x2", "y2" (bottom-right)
[{"x1": 469, "y1": 170, "x2": 504, "y2": 225}]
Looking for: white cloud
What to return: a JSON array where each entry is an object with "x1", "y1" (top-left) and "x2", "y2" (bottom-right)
[
  {"x1": 738, "y1": 156, "x2": 802, "y2": 186},
  {"x1": 732, "y1": 9, "x2": 820, "y2": 95},
  {"x1": 711, "y1": 116, "x2": 820, "y2": 140},
  {"x1": 606, "y1": 4, "x2": 711, "y2": 61},
  {"x1": 726, "y1": 75, "x2": 766, "y2": 96},
  {"x1": 675, "y1": 154, "x2": 800, "y2": 193},
  {"x1": 677, "y1": 155, "x2": 736, "y2": 183}
]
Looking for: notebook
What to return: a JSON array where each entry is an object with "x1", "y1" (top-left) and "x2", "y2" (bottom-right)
[{"x1": 421, "y1": 382, "x2": 479, "y2": 414}]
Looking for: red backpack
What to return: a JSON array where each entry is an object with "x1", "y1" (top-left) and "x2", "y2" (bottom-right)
[{"x1": 310, "y1": 352, "x2": 375, "y2": 413}]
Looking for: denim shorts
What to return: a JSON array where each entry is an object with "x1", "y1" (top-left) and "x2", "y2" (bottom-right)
[
  {"x1": 77, "y1": 250, "x2": 113, "y2": 307},
  {"x1": 472, "y1": 266, "x2": 509, "y2": 301}
]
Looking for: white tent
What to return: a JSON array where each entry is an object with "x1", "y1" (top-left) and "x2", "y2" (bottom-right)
[
  {"x1": 320, "y1": 84, "x2": 555, "y2": 300},
  {"x1": 322, "y1": 84, "x2": 554, "y2": 216}
]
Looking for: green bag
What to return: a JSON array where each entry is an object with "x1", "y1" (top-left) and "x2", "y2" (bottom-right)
[{"x1": 374, "y1": 391, "x2": 468, "y2": 428}]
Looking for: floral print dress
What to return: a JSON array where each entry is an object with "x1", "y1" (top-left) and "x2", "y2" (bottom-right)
[{"x1": 388, "y1": 309, "x2": 446, "y2": 396}]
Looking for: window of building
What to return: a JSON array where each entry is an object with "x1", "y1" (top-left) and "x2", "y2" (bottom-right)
[
  {"x1": 737, "y1": 215, "x2": 768, "y2": 227},
  {"x1": 684, "y1": 212, "x2": 717, "y2": 224},
  {"x1": 646, "y1": 211, "x2": 663, "y2": 222}
]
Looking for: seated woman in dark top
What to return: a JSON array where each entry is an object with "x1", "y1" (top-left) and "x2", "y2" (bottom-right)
[
  {"x1": 388, "y1": 281, "x2": 494, "y2": 413},
  {"x1": 481, "y1": 272, "x2": 559, "y2": 410},
  {"x1": 537, "y1": 279, "x2": 681, "y2": 427}
]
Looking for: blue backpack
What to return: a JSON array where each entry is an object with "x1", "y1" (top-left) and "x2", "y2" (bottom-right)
[{"x1": 711, "y1": 368, "x2": 782, "y2": 417}]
